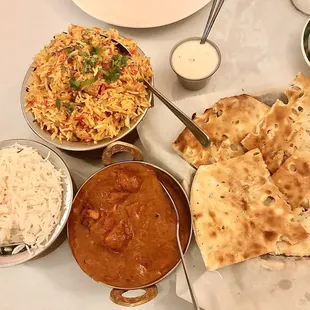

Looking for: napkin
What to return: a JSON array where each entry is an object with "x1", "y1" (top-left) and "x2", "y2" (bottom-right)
[{"x1": 176, "y1": 244, "x2": 310, "y2": 310}]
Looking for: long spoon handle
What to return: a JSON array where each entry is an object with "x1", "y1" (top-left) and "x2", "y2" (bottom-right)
[
  {"x1": 177, "y1": 231, "x2": 200, "y2": 310},
  {"x1": 160, "y1": 183, "x2": 200, "y2": 310},
  {"x1": 201, "y1": 0, "x2": 225, "y2": 44},
  {"x1": 144, "y1": 80, "x2": 210, "y2": 148}
]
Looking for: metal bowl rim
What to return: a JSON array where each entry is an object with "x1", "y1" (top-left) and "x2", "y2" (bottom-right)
[
  {"x1": 301, "y1": 18, "x2": 310, "y2": 67},
  {"x1": 67, "y1": 160, "x2": 193, "y2": 290}
]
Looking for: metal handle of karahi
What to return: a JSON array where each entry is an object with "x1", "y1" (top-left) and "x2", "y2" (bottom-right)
[
  {"x1": 200, "y1": 0, "x2": 225, "y2": 44},
  {"x1": 144, "y1": 80, "x2": 210, "y2": 148},
  {"x1": 160, "y1": 182, "x2": 200, "y2": 310}
]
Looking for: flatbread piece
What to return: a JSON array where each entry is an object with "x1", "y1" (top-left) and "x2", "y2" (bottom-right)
[
  {"x1": 172, "y1": 95, "x2": 269, "y2": 168},
  {"x1": 274, "y1": 209, "x2": 310, "y2": 256},
  {"x1": 285, "y1": 72, "x2": 310, "y2": 132},
  {"x1": 272, "y1": 148, "x2": 310, "y2": 256},
  {"x1": 190, "y1": 149, "x2": 308, "y2": 270},
  {"x1": 242, "y1": 73, "x2": 310, "y2": 173}
]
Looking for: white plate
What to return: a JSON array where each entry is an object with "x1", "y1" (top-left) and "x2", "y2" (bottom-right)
[{"x1": 72, "y1": 0, "x2": 211, "y2": 28}]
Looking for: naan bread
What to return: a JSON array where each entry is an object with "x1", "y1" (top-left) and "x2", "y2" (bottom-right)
[
  {"x1": 172, "y1": 95, "x2": 269, "y2": 168},
  {"x1": 272, "y1": 148, "x2": 310, "y2": 256},
  {"x1": 275, "y1": 208, "x2": 310, "y2": 256},
  {"x1": 286, "y1": 72, "x2": 310, "y2": 132},
  {"x1": 242, "y1": 73, "x2": 310, "y2": 173},
  {"x1": 190, "y1": 149, "x2": 308, "y2": 270},
  {"x1": 273, "y1": 148, "x2": 310, "y2": 210}
]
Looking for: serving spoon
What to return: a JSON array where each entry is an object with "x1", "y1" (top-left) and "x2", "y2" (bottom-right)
[
  {"x1": 160, "y1": 182, "x2": 200, "y2": 310},
  {"x1": 101, "y1": 35, "x2": 211, "y2": 148}
]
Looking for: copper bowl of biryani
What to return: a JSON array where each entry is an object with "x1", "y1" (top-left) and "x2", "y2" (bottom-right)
[
  {"x1": 21, "y1": 25, "x2": 153, "y2": 151},
  {"x1": 67, "y1": 142, "x2": 192, "y2": 307}
]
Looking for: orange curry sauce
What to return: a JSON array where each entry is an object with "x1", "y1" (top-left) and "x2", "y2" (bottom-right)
[{"x1": 68, "y1": 163, "x2": 191, "y2": 288}]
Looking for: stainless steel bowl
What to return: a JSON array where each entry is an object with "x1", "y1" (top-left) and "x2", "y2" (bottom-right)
[
  {"x1": 0, "y1": 139, "x2": 73, "y2": 267},
  {"x1": 169, "y1": 36, "x2": 221, "y2": 91},
  {"x1": 20, "y1": 44, "x2": 153, "y2": 152}
]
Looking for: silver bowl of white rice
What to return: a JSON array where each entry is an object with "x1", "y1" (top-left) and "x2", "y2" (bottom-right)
[{"x1": 0, "y1": 139, "x2": 73, "y2": 267}]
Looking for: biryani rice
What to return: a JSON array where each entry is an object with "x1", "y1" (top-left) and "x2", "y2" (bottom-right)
[{"x1": 25, "y1": 25, "x2": 153, "y2": 143}]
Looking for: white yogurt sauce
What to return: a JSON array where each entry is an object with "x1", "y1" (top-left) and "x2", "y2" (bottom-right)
[{"x1": 171, "y1": 39, "x2": 219, "y2": 80}]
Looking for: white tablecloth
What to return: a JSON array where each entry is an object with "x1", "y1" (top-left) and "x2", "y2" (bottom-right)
[{"x1": 1, "y1": 0, "x2": 310, "y2": 309}]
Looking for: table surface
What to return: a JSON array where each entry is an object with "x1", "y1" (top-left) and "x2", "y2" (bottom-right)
[{"x1": 1, "y1": 0, "x2": 310, "y2": 309}]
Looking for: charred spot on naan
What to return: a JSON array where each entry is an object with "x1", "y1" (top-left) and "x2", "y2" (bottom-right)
[
  {"x1": 193, "y1": 212, "x2": 203, "y2": 220},
  {"x1": 273, "y1": 148, "x2": 310, "y2": 210},
  {"x1": 263, "y1": 231, "x2": 278, "y2": 242}
]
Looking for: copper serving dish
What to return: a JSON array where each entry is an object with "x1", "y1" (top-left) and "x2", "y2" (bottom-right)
[{"x1": 67, "y1": 141, "x2": 192, "y2": 307}]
